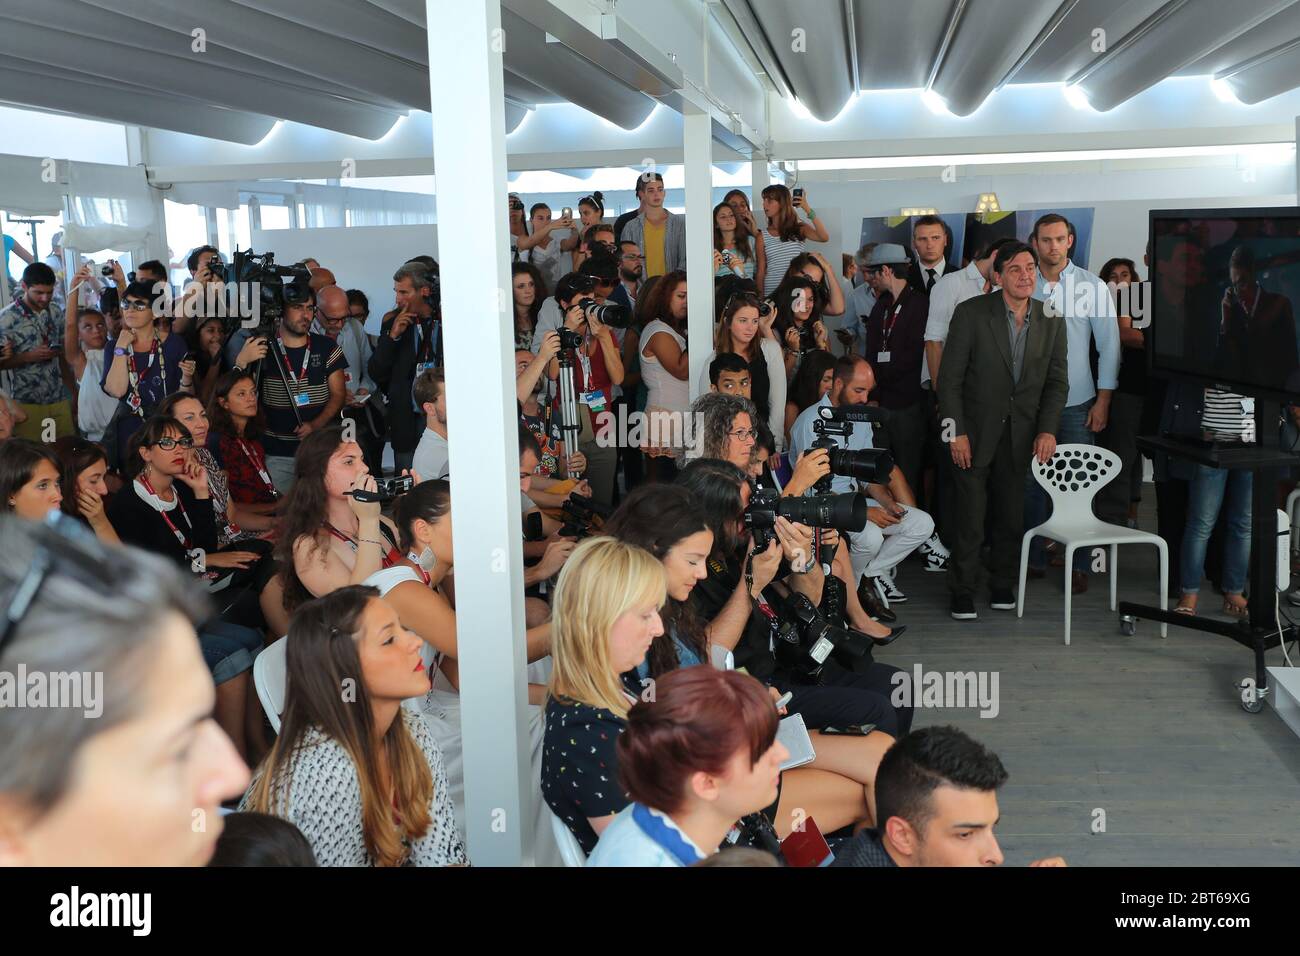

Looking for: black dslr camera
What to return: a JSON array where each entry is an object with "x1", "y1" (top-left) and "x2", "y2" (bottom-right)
[
  {"x1": 744, "y1": 486, "x2": 868, "y2": 550},
  {"x1": 811, "y1": 404, "x2": 895, "y2": 491},
  {"x1": 577, "y1": 297, "x2": 630, "y2": 329},
  {"x1": 557, "y1": 327, "x2": 584, "y2": 350},
  {"x1": 558, "y1": 492, "x2": 610, "y2": 540},
  {"x1": 768, "y1": 586, "x2": 873, "y2": 681}
]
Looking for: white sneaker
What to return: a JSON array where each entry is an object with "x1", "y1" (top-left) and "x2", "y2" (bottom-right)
[
  {"x1": 918, "y1": 534, "x2": 950, "y2": 572},
  {"x1": 873, "y1": 574, "x2": 907, "y2": 604}
]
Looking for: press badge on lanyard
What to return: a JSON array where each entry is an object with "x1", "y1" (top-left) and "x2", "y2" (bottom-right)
[
  {"x1": 577, "y1": 349, "x2": 606, "y2": 413},
  {"x1": 278, "y1": 336, "x2": 312, "y2": 407},
  {"x1": 878, "y1": 299, "x2": 904, "y2": 365}
]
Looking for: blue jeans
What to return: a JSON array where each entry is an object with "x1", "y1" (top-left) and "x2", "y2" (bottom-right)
[
  {"x1": 1180, "y1": 464, "x2": 1252, "y2": 595},
  {"x1": 1026, "y1": 399, "x2": 1094, "y2": 572}
]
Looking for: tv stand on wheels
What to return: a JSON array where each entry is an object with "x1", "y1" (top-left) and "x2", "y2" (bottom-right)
[{"x1": 1121, "y1": 434, "x2": 1298, "y2": 713}]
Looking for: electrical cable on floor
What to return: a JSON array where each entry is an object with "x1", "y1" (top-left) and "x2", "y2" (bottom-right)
[{"x1": 1275, "y1": 590, "x2": 1296, "y2": 667}]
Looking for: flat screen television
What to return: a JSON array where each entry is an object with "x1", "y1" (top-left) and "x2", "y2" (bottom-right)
[{"x1": 1149, "y1": 207, "x2": 1300, "y2": 404}]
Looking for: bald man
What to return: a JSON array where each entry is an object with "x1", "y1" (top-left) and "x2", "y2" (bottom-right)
[
  {"x1": 313, "y1": 282, "x2": 381, "y2": 473},
  {"x1": 308, "y1": 266, "x2": 336, "y2": 292}
]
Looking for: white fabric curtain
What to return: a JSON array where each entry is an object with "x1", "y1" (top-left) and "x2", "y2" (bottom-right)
[
  {"x1": 0, "y1": 153, "x2": 64, "y2": 216},
  {"x1": 299, "y1": 183, "x2": 345, "y2": 228},
  {"x1": 63, "y1": 162, "x2": 156, "y2": 254},
  {"x1": 347, "y1": 187, "x2": 436, "y2": 227}
]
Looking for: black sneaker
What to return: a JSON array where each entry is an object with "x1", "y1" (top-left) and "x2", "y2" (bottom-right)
[
  {"x1": 950, "y1": 594, "x2": 978, "y2": 620},
  {"x1": 989, "y1": 588, "x2": 1016, "y2": 610}
]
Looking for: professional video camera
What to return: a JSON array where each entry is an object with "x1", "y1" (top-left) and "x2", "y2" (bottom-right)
[
  {"x1": 811, "y1": 404, "x2": 895, "y2": 489},
  {"x1": 210, "y1": 249, "x2": 313, "y2": 339},
  {"x1": 767, "y1": 585, "x2": 873, "y2": 681},
  {"x1": 744, "y1": 486, "x2": 868, "y2": 550}
]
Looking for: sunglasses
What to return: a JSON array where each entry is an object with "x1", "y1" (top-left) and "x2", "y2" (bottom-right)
[
  {"x1": 122, "y1": 300, "x2": 153, "y2": 313},
  {"x1": 149, "y1": 436, "x2": 194, "y2": 450}
]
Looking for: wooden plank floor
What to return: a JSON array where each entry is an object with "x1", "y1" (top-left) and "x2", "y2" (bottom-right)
[{"x1": 873, "y1": 496, "x2": 1300, "y2": 867}]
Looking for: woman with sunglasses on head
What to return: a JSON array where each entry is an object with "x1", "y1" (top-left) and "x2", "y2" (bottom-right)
[
  {"x1": 0, "y1": 515, "x2": 249, "y2": 865},
  {"x1": 696, "y1": 288, "x2": 786, "y2": 451},
  {"x1": 53, "y1": 437, "x2": 119, "y2": 545},
  {"x1": 0, "y1": 438, "x2": 63, "y2": 521},
  {"x1": 241, "y1": 585, "x2": 467, "y2": 867},
  {"x1": 101, "y1": 281, "x2": 193, "y2": 464}
]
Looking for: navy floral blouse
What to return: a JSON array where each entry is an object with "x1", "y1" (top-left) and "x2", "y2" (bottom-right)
[{"x1": 541, "y1": 696, "x2": 629, "y2": 855}]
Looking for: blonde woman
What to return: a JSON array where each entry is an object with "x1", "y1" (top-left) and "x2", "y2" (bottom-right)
[{"x1": 541, "y1": 537, "x2": 667, "y2": 854}]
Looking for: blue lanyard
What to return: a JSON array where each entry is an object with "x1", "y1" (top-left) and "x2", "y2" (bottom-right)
[{"x1": 631, "y1": 803, "x2": 705, "y2": 866}]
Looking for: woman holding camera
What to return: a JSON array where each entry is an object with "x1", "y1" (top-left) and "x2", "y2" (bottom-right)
[
  {"x1": 712, "y1": 202, "x2": 756, "y2": 280},
  {"x1": 273, "y1": 425, "x2": 404, "y2": 614},
  {"x1": 772, "y1": 274, "x2": 829, "y2": 380},
  {"x1": 241, "y1": 585, "x2": 466, "y2": 867},
  {"x1": 760, "y1": 185, "x2": 828, "y2": 297},
  {"x1": 637, "y1": 270, "x2": 689, "y2": 481},
  {"x1": 0, "y1": 515, "x2": 249, "y2": 865},
  {"x1": 546, "y1": 273, "x2": 624, "y2": 508},
  {"x1": 525, "y1": 203, "x2": 579, "y2": 293}
]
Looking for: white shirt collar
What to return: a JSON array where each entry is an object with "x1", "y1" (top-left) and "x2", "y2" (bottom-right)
[{"x1": 133, "y1": 477, "x2": 177, "y2": 512}]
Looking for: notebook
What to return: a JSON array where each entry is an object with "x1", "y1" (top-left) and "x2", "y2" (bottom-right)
[{"x1": 777, "y1": 713, "x2": 816, "y2": 772}]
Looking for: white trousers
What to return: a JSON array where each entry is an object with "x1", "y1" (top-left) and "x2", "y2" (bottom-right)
[{"x1": 847, "y1": 503, "x2": 935, "y2": 582}]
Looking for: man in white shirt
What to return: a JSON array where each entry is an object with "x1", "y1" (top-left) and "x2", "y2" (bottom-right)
[
  {"x1": 1025, "y1": 213, "x2": 1120, "y2": 593},
  {"x1": 412, "y1": 366, "x2": 449, "y2": 481}
]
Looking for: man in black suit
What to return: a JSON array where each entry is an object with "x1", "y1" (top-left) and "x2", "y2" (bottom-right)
[
  {"x1": 368, "y1": 259, "x2": 441, "y2": 473},
  {"x1": 906, "y1": 215, "x2": 957, "y2": 295},
  {"x1": 936, "y1": 242, "x2": 1069, "y2": 620}
]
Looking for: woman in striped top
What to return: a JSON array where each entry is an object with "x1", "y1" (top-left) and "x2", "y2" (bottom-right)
[
  {"x1": 759, "y1": 184, "x2": 829, "y2": 297},
  {"x1": 1174, "y1": 388, "x2": 1254, "y2": 617}
]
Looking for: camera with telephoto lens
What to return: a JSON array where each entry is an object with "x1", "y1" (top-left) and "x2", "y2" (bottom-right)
[
  {"x1": 347, "y1": 475, "x2": 414, "y2": 504},
  {"x1": 577, "y1": 297, "x2": 630, "y2": 329},
  {"x1": 811, "y1": 405, "x2": 895, "y2": 489},
  {"x1": 744, "y1": 486, "x2": 868, "y2": 551},
  {"x1": 768, "y1": 586, "x2": 873, "y2": 681}
]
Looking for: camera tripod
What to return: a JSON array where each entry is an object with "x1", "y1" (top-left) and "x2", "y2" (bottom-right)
[{"x1": 552, "y1": 345, "x2": 585, "y2": 480}]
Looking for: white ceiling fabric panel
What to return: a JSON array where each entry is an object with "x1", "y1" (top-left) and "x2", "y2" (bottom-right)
[{"x1": 63, "y1": 162, "x2": 157, "y2": 253}]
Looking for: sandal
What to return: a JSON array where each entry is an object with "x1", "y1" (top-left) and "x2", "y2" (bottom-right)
[
  {"x1": 1173, "y1": 603, "x2": 1196, "y2": 616},
  {"x1": 1222, "y1": 597, "x2": 1249, "y2": 617}
]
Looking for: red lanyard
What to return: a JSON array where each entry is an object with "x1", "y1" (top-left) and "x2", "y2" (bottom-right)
[
  {"x1": 406, "y1": 552, "x2": 432, "y2": 586},
  {"x1": 139, "y1": 475, "x2": 193, "y2": 551},
  {"x1": 325, "y1": 523, "x2": 399, "y2": 568},
  {"x1": 276, "y1": 335, "x2": 311, "y2": 389},
  {"x1": 236, "y1": 438, "x2": 278, "y2": 496},
  {"x1": 881, "y1": 294, "x2": 906, "y2": 351},
  {"x1": 127, "y1": 337, "x2": 165, "y2": 417}
]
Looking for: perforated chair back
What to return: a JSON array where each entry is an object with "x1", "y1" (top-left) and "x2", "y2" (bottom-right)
[
  {"x1": 549, "y1": 807, "x2": 588, "y2": 867},
  {"x1": 253, "y1": 635, "x2": 288, "y2": 734},
  {"x1": 1030, "y1": 443, "x2": 1120, "y2": 515}
]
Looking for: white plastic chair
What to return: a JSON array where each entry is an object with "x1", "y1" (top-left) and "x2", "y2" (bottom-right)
[
  {"x1": 548, "y1": 807, "x2": 587, "y2": 867},
  {"x1": 253, "y1": 635, "x2": 288, "y2": 733},
  {"x1": 1018, "y1": 444, "x2": 1167, "y2": 645}
]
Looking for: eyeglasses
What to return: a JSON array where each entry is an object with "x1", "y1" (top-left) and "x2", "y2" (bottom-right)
[
  {"x1": 728, "y1": 427, "x2": 759, "y2": 441},
  {"x1": 621, "y1": 253, "x2": 645, "y2": 261},
  {"x1": 122, "y1": 301, "x2": 153, "y2": 313},
  {"x1": 149, "y1": 436, "x2": 194, "y2": 450}
]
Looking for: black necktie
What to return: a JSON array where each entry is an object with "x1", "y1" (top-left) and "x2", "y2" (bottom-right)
[{"x1": 925, "y1": 268, "x2": 937, "y2": 293}]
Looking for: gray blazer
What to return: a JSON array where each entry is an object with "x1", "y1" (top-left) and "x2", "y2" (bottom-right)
[
  {"x1": 936, "y1": 291, "x2": 1069, "y2": 469},
  {"x1": 620, "y1": 210, "x2": 686, "y2": 275}
]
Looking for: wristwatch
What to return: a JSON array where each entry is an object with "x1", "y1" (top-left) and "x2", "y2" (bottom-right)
[{"x1": 113, "y1": 346, "x2": 129, "y2": 356}]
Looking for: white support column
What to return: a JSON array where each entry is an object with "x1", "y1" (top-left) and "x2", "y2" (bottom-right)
[
  {"x1": 426, "y1": 0, "x2": 532, "y2": 866},
  {"x1": 750, "y1": 155, "x2": 768, "y2": 207},
  {"x1": 684, "y1": 106, "x2": 714, "y2": 401}
]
